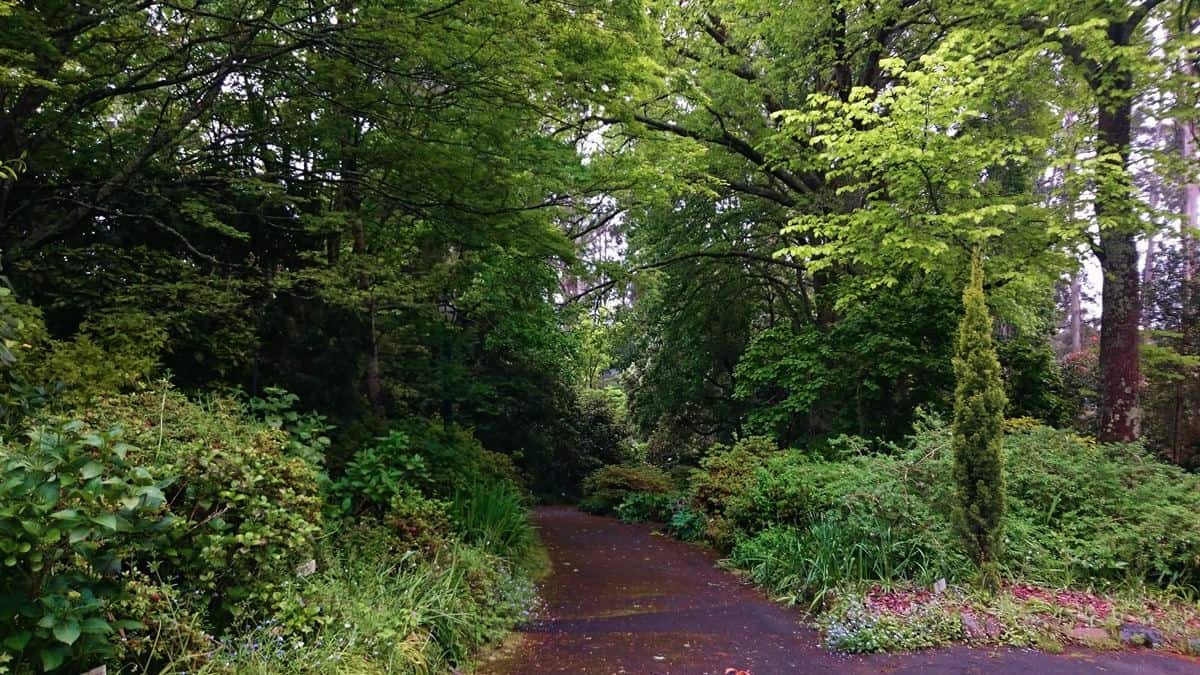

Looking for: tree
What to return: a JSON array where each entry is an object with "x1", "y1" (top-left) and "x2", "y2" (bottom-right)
[
  {"x1": 1019, "y1": 0, "x2": 1198, "y2": 441},
  {"x1": 952, "y1": 253, "x2": 1007, "y2": 590},
  {"x1": 595, "y1": 4, "x2": 1069, "y2": 442},
  {"x1": 0, "y1": 0, "x2": 650, "y2": 490}
]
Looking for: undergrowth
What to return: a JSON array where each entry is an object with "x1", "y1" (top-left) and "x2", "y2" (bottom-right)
[
  {"x1": 587, "y1": 415, "x2": 1200, "y2": 655},
  {"x1": 204, "y1": 526, "x2": 538, "y2": 674},
  {"x1": 719, "y1": 418, "x2": 1200, "y2": 604},
  {"x1": 0, "y1": 382, "x2": 542, "y2": 673}
]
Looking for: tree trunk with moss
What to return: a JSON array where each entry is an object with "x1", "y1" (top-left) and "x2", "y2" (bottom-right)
[{"x1": 952, "y1": 254, "x2": 1007, "y2": 590}]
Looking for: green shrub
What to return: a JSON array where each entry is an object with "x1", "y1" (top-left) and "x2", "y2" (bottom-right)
[
  {"x1": 724, "y1": 450, "x2": 817, "y2": 534},
  {"x1": 382, "y1": 488, "x2": 452, "y2": 552},
  {"x1": 666, "y1": 502, "x2": 706, "y2": 541},
  {"x1": 10, "y1": 309, "x2": 168, "y2": 411},
  {"x1": 247, "y1": 386, "x2": 333, "y2": 470},
  {"x1": 882, "y1": 420, "x2": 1200, "y2": 590},
  {"x1": 615, "y1": 492, "x2": 674, "y2": 523},
  {"x1": 579, "y1": 463, "x2": 672, "y2": 515},
  {"x1": 721, "y1": 419, "x2": 1200, "y2": 604},
  {"x1": 0, "y1": 423, "x2": 169, "y2": 672},
  {"x1": 83, "y1": 389, "x2": 324, "y2": 625},
  {"x1": 712, "y1": 419, "x2": 970, "y2": 604},
  {"x1": 107, "y1": 571, "x2": 213, "y2": 673},
  {"x1": 334, "y1": 422, "x2": 523, "y2": 517},
  {"x1": 400, "y1": 420, "x2": 524, "y2": 497},
  {"x1": 1001, "y1": 426, "x2": 1200, "y2": 589},
  {"x1": 334, "y1": 430, "x2": 431, "y2": 515},
  {"x1": 689, "y1": 436, "x2": 776, "y2": 513},
  {"x1": 688, "y1": 436, "x2": 776, "y2": 548}
]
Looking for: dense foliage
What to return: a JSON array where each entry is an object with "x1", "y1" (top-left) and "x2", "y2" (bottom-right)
[
  {"x1": 2, "y1": 0, "x2": 1200, "y2": 667},
  {"x1": 599, "y1": 419, "x2": 1200, "y2": 606}
]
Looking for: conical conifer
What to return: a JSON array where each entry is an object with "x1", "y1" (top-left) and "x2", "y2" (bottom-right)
[{"x1": 952, "y1": 251, "x2": 1007, "y2": 591}]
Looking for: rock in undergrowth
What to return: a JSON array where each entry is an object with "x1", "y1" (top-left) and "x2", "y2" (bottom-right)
[
  {"x1": 960, "y1": 610, "x2": 1002, "y2": 641},
  {"x1": 1119, "y1": 623, "x2": 1165, "y2": 648},
  {"x1": 1067, "y1": 627, "x2": 1112, "y2": 647}
]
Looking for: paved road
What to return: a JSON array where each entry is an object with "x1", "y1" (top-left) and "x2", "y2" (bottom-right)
[{"x1": 481, "y1": 507, "x2": 1200, "y2": 675}]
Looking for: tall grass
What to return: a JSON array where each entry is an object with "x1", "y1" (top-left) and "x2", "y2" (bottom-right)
[
  {"x1": 201, "y1": 527, "x2": 536, "y2": 675},
  {"x1": 729, "y1": 514, "x2": 943, "y2": 611},
  {"x1": 450, "y1": 480, "x2": 535, "y2": 564}
]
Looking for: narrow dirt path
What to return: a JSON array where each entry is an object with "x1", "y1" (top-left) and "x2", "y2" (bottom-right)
[{"x1": 482, "y1": 507, "x2": 1200, "y2": 675}]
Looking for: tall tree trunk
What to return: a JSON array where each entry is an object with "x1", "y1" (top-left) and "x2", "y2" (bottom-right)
[
  {"x1": 1142, "y1": 232, "x2": 1157, "y2": 289},
  {"x1": 1183, "y1": 119, "x2": 1197, "y2": 336},
  {"x1": 1095, "y1": 92, "x2": 1142, "y2": 442},
  {"x1": 1184, "y1": 131, "x2": 1198, "y2": 283},
  {"x1": 1182, "y1": 114, "x2": 1199, "y2": 338},
  {"x1": 1069, "y1": 272, "x2": 1084, "y2": 353},
  {"x1": 340, "y1": 138, "x2": 386, "y2": 419},
  {"x1": 1182, "y1": 56, "x2": 1198, "y2": 285}
]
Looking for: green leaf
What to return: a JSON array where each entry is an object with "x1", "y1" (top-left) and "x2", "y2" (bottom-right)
[
  {"x1": 2, "y1": 630, "x2": 30, "y2": 650},
  {"x1": 49, "y1": 509, "x2": 78, "y2": 520},
  {"x1": 79, "y1": 461, "x2": 104, "y2": 480},
  {"x1": 80, "y1": 617, "x2": 112, "y2": 634},
  {"x1": 138, "y1": 485, "x2": 166, "y2": 507},
  {"x1": 90, "y1": 514, "x2": 118, "y2": 531},
  {"x1": 40, "y1": 645, "x2": 67, "y2": 671},
  {"x1": 53, "y1": 618, "x2": 81, "y2": 645},
  {"x1": 35, "y1": 482, "x2": 59, "y2": 507}
]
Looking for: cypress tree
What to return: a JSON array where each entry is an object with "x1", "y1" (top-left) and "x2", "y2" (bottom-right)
[{"x1": 952, "y1": 251, "x2": 1007, "y2": 591}]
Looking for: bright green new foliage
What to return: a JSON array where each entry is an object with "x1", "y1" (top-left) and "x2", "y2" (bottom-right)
[{"x1": 952, "y1": 255, "x2": 1007, "y2": 590}]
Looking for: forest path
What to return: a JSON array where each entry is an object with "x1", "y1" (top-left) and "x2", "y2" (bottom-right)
[{"x1": 480, "y1": 507, "x2": 1199, "y2": 675}]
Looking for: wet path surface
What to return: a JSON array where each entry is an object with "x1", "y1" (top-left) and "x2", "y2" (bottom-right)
[{"x1": 481, "y1": 507, "x2": 1200, "y2": 675}]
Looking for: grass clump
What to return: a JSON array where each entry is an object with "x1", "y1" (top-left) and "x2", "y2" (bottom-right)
[
  {"x1": 450, "y1": 480, "x2": 536, "y2": 563},
  {"x1": 729, "y1": 516, "x2": 944, "y2": 611},
  {"x1": 205, "y1": 526, "x2": 537, "y2": 674}
]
